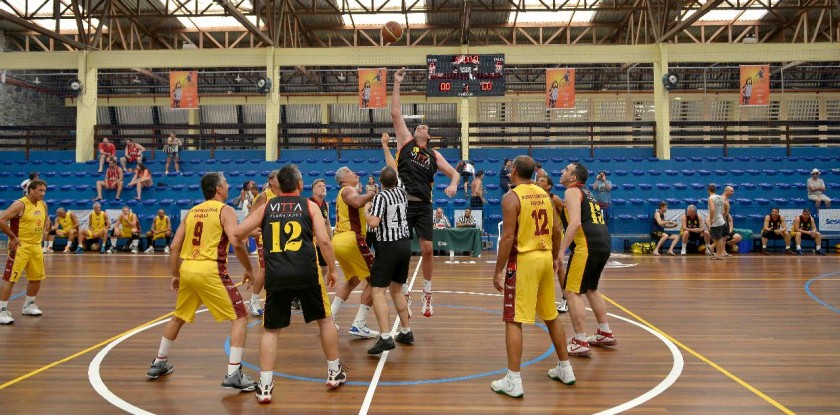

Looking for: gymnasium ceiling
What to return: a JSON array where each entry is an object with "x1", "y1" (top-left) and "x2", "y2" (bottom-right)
[{"x1": 1, "y1": 1, "x2": 839, "y2": 94}]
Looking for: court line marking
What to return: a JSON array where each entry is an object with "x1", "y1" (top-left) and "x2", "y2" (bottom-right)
[
  {"x1": 359, "y1": 257, "x2": 422, "y2": 415},
  {"x1": 804, "y1": 270, "x2": 840, "y2": 313},
  {"x1": 602, "y1": 294, "x2": 796, "y2": 415}
]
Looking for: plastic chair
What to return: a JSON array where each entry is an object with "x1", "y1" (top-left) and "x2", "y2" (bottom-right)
[{"x1": 638, "y1": 183, "x2": 653, "y2": 190}]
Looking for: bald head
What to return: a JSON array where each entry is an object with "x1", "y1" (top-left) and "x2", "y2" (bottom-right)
[{"x1": 512, "y1": 156, "x2": 535, "y2": 180}]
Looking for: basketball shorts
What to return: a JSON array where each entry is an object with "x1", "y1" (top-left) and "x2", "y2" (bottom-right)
[
  {"x1": 116, "y1": 225, "x2": 135, "y2": 238},
  {"x1": 256, "y1": 235, "x2": 265, "y2": 269},
  {"x1": 2, "y1": 242, "x2": 46, "y2": 283},
  {"x1": 761, "y1": 230, "x2": 785, "y2": 240},
  {"x1": 502, "y1": 250, "x2": 558, "y2": 324},
  {"x1": 407, "y1": 201, "x2": 433, "y2": 241},
  {"x1": 710, "y1": 224, "x2": 728, "y2": 241},
  {"x1": 85, "y1": 228, "x2": 105, "y2": 239},
  {"x1": 150, "y1": 230, "x2": 169, "y2": 240},
  {"x1": 792, "y1": 231, "x2": 814, "y2": 241},
  {"x1": 333, "y1": 232, "x2": 373, "y2": 280},
  {"x1": 173, "y1": 260, "x2": 247, "y2": 323},
  {"x1": 564, "y1": 250, "x2": 610, "y2": 295},
  {"x1": 56, "y1": 228, "x2": 75, "y2": 237},
  {"x1": 650, "y1": 230, "x2": 675, "y2": 240},
  {"x1": 470, "y1": 196, "x2": 483, "y2": 209},
  {"x1": 680, "y1": 229, "x2": 705, "y2": 242},
  {"x1": 369, "y1": 239, "x2": 411, "y2": 288},
  {"x1": 263, "y1": 282, "x2": 331, "y2": 330}
]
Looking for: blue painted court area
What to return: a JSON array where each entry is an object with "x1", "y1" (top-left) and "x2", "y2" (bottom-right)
[{"x1": 225, "y1": 303, "x2": 555, "y2": 386}]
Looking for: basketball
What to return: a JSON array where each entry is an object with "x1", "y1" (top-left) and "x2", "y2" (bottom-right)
[
  {"x1": 697, "y1": 244, "x2": 706, "y2": 253},
  {"x1": 90, "y1": 243, "x2": 100, "y2": 251},
  {"x1": 381, "y1": 21, "x2": 403, "y2": 43}
]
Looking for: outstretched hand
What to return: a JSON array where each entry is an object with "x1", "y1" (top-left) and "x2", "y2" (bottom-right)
[{"x1": 394, "y1": 67, "x2": 406, "y2": 84}]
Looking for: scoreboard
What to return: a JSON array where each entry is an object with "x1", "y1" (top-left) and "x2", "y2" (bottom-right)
[{"x1": 426, "y1": 54, "x2": 505, "y2": 97}]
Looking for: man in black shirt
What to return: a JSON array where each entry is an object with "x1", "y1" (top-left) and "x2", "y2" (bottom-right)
[
  {"x1": 235, "y1": 165, "x2": 346, "y2": 404},
  {"x1": 364, "y1": 166, "x2": 414, "y2": 354},
  {"x1": 390, "y1": 69, "x2": 460, "y2": 317}
]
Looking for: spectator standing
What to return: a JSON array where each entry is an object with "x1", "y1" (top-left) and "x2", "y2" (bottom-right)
[
  {"x1": 120, "y1": 139, "x2": 145, "y2": 172},
  {"x1": 499, "y1": 159, "x2": 512, "y2": 196},
  {"x1": 164, "y1": 132, "x2": 182, "y2": 175},
  {"x1": 433, "y1": 208, "x2": 451, "y2": 229},
  {"x1": 21, "y1": 172, "x2": 39, "y2": 196},
  {"x1": 97, "y1": 138, "x2": 116, "y2": 173},
  {"x1": 706, "y1": 184, "x2": 729, "y2": 260},
  {"x1": 127, "y1": 163, "x2": 153, "y2": 201},
  {"x1": 365, "y1": 176, "x2": 379, "y2": 194},
  {"x1": 591, "y1": 171, "x2": 612, "y2": 210},
  {"x1": 471, "y1": 171, "x2": 486, "y2": 210},
  {"x1": 94, "y1": 158, "x2": 124, "y2": 201},
  {"x1": 807, "y1": 168, "x2": 831, "y2": 209},
  {"x1": 460, "y1": 161, "x2": 475, "y2": 196}
]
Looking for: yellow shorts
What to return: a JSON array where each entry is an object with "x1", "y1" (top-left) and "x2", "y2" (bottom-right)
[
  {"x1": 3, "y1": 242, "x2": 46, "y2": 283},
  {"x1": 56, "y1": 228, "x2": 76, "y2": 237},
  {"x1": 173, "y1": 260, "x2": 247, "y2": 323},
  {"x1": 502, "y1": 250, "x2": 558, "y2": 324},
  {"x1": 333, "y1": 232, "x2": 373, "y2": 281},
  {"x1": 116, "y1": 226, "x2": 135, "y2": 238},
  {"x1": 85, "y1": 228, "x2": 106, "y2": 239},
  {"x1": 150, "y1": 231, "x2": 169, "y2": 241}
]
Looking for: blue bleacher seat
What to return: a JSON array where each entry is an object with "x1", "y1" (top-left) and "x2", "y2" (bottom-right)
[
  {"x1": 356, "y1": 171, "x2": 368, "y2": 177},
  {"x1": 646, "y1": 198, "x2": 660, "y2": 205},
  {"x1": 621, "y1": 184, "x2": 636, "y2": 190},
  {"x1": 722, "y1": 157, "x2": 735, "y2": 163},
  {"x1": 554, "y1": 184, "x2": 564, "y2": 191},
  {"x1": 485, "y1": 171, "x2": 497, "y2": 177},
  {"x1": 73, "y1": 199, "x2": 88, "y2": 207},
  {"x1": 188, "y1": 159, "x2": 201, "y2": 165},
  {"x1": 776, "y1": 183, "x2": 792, "y2": 190},
  {"x1": 714, "y1": 170, "x2": 727, "y2": 176},
  {"x1": 705, "y1": 157, "x2": 719, "y2": 162},
  {"x1": 611, "y1": 198, "x2": 626, "y2": 205},
  {"x1": 59, "y1": 198, "x2": 74, "y2": 205},
  {"x1": 171, "y1": 185, "x2": 186, "y2": 191},
  {"x1": 638, "y1": 183, "x2": 653, "y2": 190},
  {"x1": 308, "y1": 171, "x2": 321, "y2": 177},
  {"x1": 672, "y1": 157, "x2": 686, "y2": 162},
  {"x1": 682, "y1": 198, "x2": 699, "y2": 205},
  {"x1": 748, "y1": 214, "x2": 764, "y2": 220},
  {"x1": 629, "y1": 198, "x2": 644, "y2": 205},
  {"x1": 60, "y1": 185, "x2": 74, "y2": 192},
  {"x1": 655, "y1": 183, "x2": 670, "y2": 190},
  {"x1": 352, "y1": 158, "x2": 365, "y2": 164},
  {"x1": 730, "y1": 170, "x2": 744, "y2": 176},
  {"x1": 205, "y1": 160, "x2": 218, "y2": 165},
  {"x1": 436, "y1": 172, "x2": 446, "y2": 178},
  {"x1": 0, "y1": 185, "x2": 8, "y2": 191},
  {"x1": 647, "y1": 170, "x2": 662, "y2": 176},
  {"x1": 636, "y1": 213, "x2": 650, "y2": 220},
  {"x1": 535, "y1": 157, "x2": 548, "y2": 163},
  {"x1": 326, "y1": 184, "x2": 335, "y2": 191},
  {"x1": 487, "y1": 214, "x2": 502, "y2": 221},
  {"x1": 176, "y1": 199, "x2": 192, "y2": 206},
  {"x1": 630, "y1": 157, "x2": 643, "y2": 162},
  {"x1": 0, "y1": 199, "x2": 8, "y2": 206},
  {"x1": 690, "y1": 183, "x2": 705, "y2": 190},
  {"x1": 151, "y1": 172, "x2": 163, "y2": 178},
  {"x1": 550, "y1": 157, "x2": 563, "y2": 163},
  {"x1": 740, "y1": 183, "x2": 756, "y2": 190},
  {"x1": 368, "y1": 157, "x2": 379, "y2": 163},
  {"x1": 182, "y1": 172, "x2": 196, "y2": 177},
  {"x1": 454, "y1": 199, "x2": 467, "y2": 206},
  {"x1": 614, "y1": 170, "x2": 628, "y2": 176},
  {"x1": 631, "y1": 170, "x2": 644, "y2": 176},
  {"x1": 338, "y1": 158, "x2": 349, "y2": 163},
  {"x1": 289, "y1": 159, "x2": 303, "y2": 164},
  {"x1": 193, "y1": 199, "x2": 204, "y2": 205},
  {"x1": 126, "y1": 199, "x2": 138, "y2": 206},
  {"x1": 435, "y1": 199, "x2": 449, "y2": 206},
  {"x1": 697, "y1": 170, "x2": 711, "y2": 176},
  {"x1": 142, "y1": 199, "x2": 158, "y2": 206},
  {"x1": 736, "y1": 156, "x2": 751, "y2": 162},
  {"x1": 664, "y1": 170, "x2": 678, "y2": 176},
  {"x1": 755, "y1": 198, "x2": 770, "y2": 205},
  {"x1": 307, "y1": 158, "x2": 319, "y2": 164},
  {"x1": 436, "y1": 184, "x2": 447, "y2": 190},
  {"x1": 733, "y1": 214, "x2": 746, "y2": 221},
  {"x1": 228, "y1": 171, "x2": 242, "y2": 177},
  {"x1": 75, "y1": 185, "x2": 90, "y2": 191},
  {"x1": 796, "y1": 169, "x2": 811, "y2": 176},
  {"x1": 772, "y1": 198, "x2": 788, "y2": 204},
  {"x1": 488, "y1": 198, "x2": 501, "y2": 205},
  {"x1": 549, "y1": 170, "x2": 562, "y2": 177},
  {"x1": 762, "y1": 169, "x2": 778, "y2": 176},
  {"x1": 746, "y1": 169, "x2": 761, "y2": 176},
  {"x1": 325, "y1": 170, "x2": 336, "y2": 177},
  {"x1": 735, "y1": 198, "x2": 752, "y2": 206},
  {"x1": 790, "y1": 198, "x2": 807, "y2": 204},
  {"x1": 666, "y1": 198, "x2": 680, "y2": 205},
  {"x1": 303, "y1": 184, "x2": 312, "y2": 191},
  {"x1": 486, "y1": 184, "x2": 499, "y2": 190},
  {"x1": 779, "y1": 169, "x2": 793, "y2": 175},
  {"x1": 673, "y1": 183, "x2": 687, "y2": 190},
  {"x1": 74, "y1": 172, "x2": 86, "y2": 178},
  {"x1": 185, "y1": 184, "x2": 198, "y2": 191},
  {"x1": 759, "y1": 183, "x2": 774, "y2": 190},
  {"x1": 322, "y1": 158, "x2": 335, "y2": 163},
  {"x1": 788, "y1": 157, "x2": 801, "y2": 162},
  {"x1": 221, "y1": 159, "x2": 234, "y2": 165},
  {"x1": 160, "y1": 199, "x2": 174, "y2": 206},
  {"x1": 617, "y1": 214, "x2": 634, "y2": 221},
  {"x1": 473, "y1": 157, "x2": 484, "y2": 162}
]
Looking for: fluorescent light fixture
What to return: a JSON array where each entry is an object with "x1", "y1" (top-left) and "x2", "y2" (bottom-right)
[
  {"x1": 509, "y1": 1, "x2": 595, "y2": 24},
  {"x1": 342, "y1": 0, "x2": 426, "y2": 26}
]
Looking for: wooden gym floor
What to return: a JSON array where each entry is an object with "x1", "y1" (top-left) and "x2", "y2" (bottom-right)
[{"x1": 0, "y1": 252, "x2": 838, "y2": 414}]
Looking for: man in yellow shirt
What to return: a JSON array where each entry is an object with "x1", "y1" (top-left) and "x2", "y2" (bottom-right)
[
  {"x1": 0, "y1": 179, "x2": 50, "y2": 325},
  {"x1": 76, "y1": 202, "x2": 110, "y2": 254},
  {"x1": 144, "y1": 209, "x2": 172, "y2": 254},
  {"x1": 146, "y1": 172, "x2": 257, "y2": 392},
  {"x1": 44, "y1": 207, "x2": 79, "y2": 253}
]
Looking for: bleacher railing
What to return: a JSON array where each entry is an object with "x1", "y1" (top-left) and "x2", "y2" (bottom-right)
[{"x1": 671, "y1": 120, "x2": 840, "y2": 156}]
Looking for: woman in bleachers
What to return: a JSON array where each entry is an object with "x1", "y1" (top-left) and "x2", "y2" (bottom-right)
[
  {"x1": 498, "y1": 158, "x2": 512, "y2": 196},
  {"x1": 127, "y1": 163, "x2": 153, "y2": 201},
  {"x1": 365, "y1": 176, "x2": 379, "y2": 195},
  {"x1": 234, "y1": 180, "x2": 256, "y2": 211}
]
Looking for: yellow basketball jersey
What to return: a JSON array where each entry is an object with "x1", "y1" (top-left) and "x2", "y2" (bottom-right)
[
  {"x1": 13, "y1": 196, "x2": 47, "y2": 245},
  {"x1": 120, "y1": 213, "x2": 137, "y2": 229},
  {"x1": 512, "y1": 184, "x2": 553, "y2": 253},
  {"x1": 154, "y1": 215, "x2": 169, "y2": 232},
  {"x1": 334, "y1": 186, "x2": 366, "y2": 236},
  {"x1": 58, "y1": 212, "x2": 75, "y2": 231},
  {"x1": 89, "y1": 211, "x2": 107, "y2": 232},
  {"x1": 264, "y1": 188, "x2": 278, "y2": 201},
  {"x1": 180, "y1": 200, "x2": 228, "y2": 263}
]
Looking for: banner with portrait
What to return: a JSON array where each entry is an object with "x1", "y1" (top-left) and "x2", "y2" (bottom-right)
[
  {"x1": 169, "y1": 71, "x2": 199, "y2": 109},
  {"x1": 545, "y1": 68, "x2": 575, "y2": 109},
  {"x1": 739, "y1": 65, "x2": 769, "y2": 106},
  {"x1": 358, "y1": 68, "x2": 387, "y2": 109}
]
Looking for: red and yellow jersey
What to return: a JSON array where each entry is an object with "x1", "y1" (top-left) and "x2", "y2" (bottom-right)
[
  {"x1": 89, "y1": 211, "x2": 107, "y2": 232},
  {"x1": 153, "y1": 215, "x2": 170, "y2": 232},
  {"x1": 11, "y1": 197, "x2": 47, "y2": 245},
  {"x1": 180, "y1": 200, "x2": 228, "y2": 264},
  {"x1": 512, "y1": 184, "x2": 553, "y2": 254},
  {"x1": 120, "y1": 213, "x2": 138, "y2": 229},
  {"x1": 57, "y1": 212, "x2": 76, "y2": 231},
  {"x1": 334, "y1": 186, "x2": 366, "y2": 236}
]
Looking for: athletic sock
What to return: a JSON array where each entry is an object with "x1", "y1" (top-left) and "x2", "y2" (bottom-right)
[
  {"x1": 558, "y1": 360, "x2": 571, "y2": 368},
  {"x1": 0, "y1": 300, "x2": 8, "y2": 310},
  {"x1": 250, "y1": 293, "x2": 260, "y2": 306},
  {"x1": 575, "y1": 333, "x2": 588, "y2": 342},
  {"x1": 228, "y1": 347, "x2": 244, "y2": 375},
  {"x1": 598, "y1": 323, "x2": 611, "y2": 332},
  {"x1": 353, "y1": 305, "x2": 371, "y2": 325},
  {"x1": 110, "y1": 237, "x2": 117, "y2": 248},
  {"x1": 400, "y1": 326, "x2": 410, "y2": 334},
  {"x1": 331, "y1": 297, "x2": 345, "y2": 316},
  {"x1": 381, "y1": 332, "x2": 392, "y2": 340},
  {"x1": 260, "y1": 371, "x2": 273, "y2": 386},
  {"x1": 24, "y1": 296, "x2": 36, "y2": 306},
  {"x1": 797, "y1": 245, "x2": 802, "y2": 250},
  {"x1": 423, "y1": 280, "x2": 432, "y2": 293},
  {"x1": 47, "y1": 241, "x2": 53, "y2": 248},
  {"x1": 506, "y1": 370, "x2": 521, "y2": 380},
  {"x1": 155, "y1": 337, "x2": 173, "y2": 363},
  {"x1": 327, "y1": 359, "x2": 340, "y2": 372},
  {"x1": 401, "y1": 284, "x2": 410, "y2": 296}
]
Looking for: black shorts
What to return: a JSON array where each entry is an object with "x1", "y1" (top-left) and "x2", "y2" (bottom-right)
[
  {"x1": 563, "y1": 250, "x2": 610, "y2": 293},
  {"x1": 365, "y1": 231, "x2": 377, "y2": 252},
  {"x1": 407, "y1": 201, "x2": 434, "y2": 241},
  {"x1": 685, "y1": 231, "x2": 704, "y2": 242},
  {"x1": 263, "y1": 285, "x2": 327, "y2": 329},
  {"x1": 470, "y1": 196, "x2": 483, "y2": 209},
  {"x1": 316, "y1": 246, "x2": 326, "y2": 266},
  {"x1": 797, "y1": 232, "x2": 815, "y2": 241},
  {"x1": 460, "y1": 171, "x2": 471, "y2": 181},
  {"x1": 650, "y1": 231, "x2": 674, "y2": 240},
  {"x1": 710, "y1": 224, "x2": 728, "y2": 241},
  {"x1": 369, "y1": 239, "x2": 411, "y2": 288},
  {"x1": 761, "y1": 230, "x2": 785, "y2": 240}
]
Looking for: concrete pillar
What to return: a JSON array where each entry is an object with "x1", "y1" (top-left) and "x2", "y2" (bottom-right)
[
  {"x1": 320, "y1": 102, "x2": 329, "y2": 134},
  {"x1": 75, "y1": 51, "x2": 98, "y2": 162},
  {"x1": 458, "y1": 97, "x2": 470, "y2": 160},
  {"x1": 187, "y1": 109, "x2": 200, "y2": 150},
  {"x1": 652, "y1": 44, "x2": 671, "y2": 160},
  {"x1": 265, "y1": 48, "x2": 280, "y2": 161}
]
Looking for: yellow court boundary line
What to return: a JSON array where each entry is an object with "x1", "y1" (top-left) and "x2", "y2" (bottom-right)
[
  {"x1": 0, "y1": 312, "x2": 174, "y2": 391},
  {"x1": 603, "y1": 294, "x2": 796, "y2": 415}
]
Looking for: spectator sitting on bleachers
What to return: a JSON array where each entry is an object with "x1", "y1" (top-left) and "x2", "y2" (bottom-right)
[
  {"x1": 651, "y1": 201, "x2": 679, "y2": 256},
  {"x1": 761, "y1": 207, "x2": 793, "y2": 255},
  {"x1": 144, "y1": 209, "x2": 172, "y2": 254},
  {"x1": 97, "y1": 137, "x2": 116, "y2": 173},
  {"x1": 807, "y1": 168, "x2": 831, "y2": 209},
  {"x1": 119, "y1": 138, "x2": 145, "y2": 172},
  {"x1": 21, "y1": 171, "x2": 39, "y2": 196},
  {"x1": 724, "y1": 213, "x2": 743, "y2": 254},
  {"x1": 44, "y1": 208, "x2": 79, "y2": 253},
  {"x1": 792, "y1": 208, "x2": 826, "y2": 255},
  {"x1": 680, "y1": 204, "x2": 711, "y2": 255},
  {"x1": 107, "y1": 206, "x2": 141, "y2": 254},
  {"x1": 127, "y1": 163, "x2": 153, "y2": 201},
  {"x1": 94, "y1": 157, "x2": 124, "y2": 201},
  {"x1": 76, "y1": 202, "x2": 110, "y2": 254},
  {"x1": 163, "y1": 132, "x2": 182, "y2": 175},
  {"x1": 457, "y1": 208, "x2": 476, "y2": 228},
  {"x1": 433, "y1": 208, "x2": 451, "y2": 229}
]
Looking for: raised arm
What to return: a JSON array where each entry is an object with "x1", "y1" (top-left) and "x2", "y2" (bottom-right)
[
  {"x1": 434, "y1": 150, "x2": 460, "y2": 197},
  {"x1": 390, "y1": 67, "x2": 412, "y2": 147},
  {"x1": 341, "y1": 186, "x2": 375, "y2": 209},
  {"x1": 381, "y1": 133, "x2": 397, "y2": 170}
]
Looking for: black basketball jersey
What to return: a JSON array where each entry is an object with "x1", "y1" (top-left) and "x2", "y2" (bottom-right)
[
  {"x1": 559, "y1": 184, "x2": 611, "y2": 253},
  {"x1": 308, "y1": 196, "x2": 329, "y2": 225},
  {"x1": 262, "y1": 195, "x2": 319, "y2": 290},
  {"x1": 685, "y1": 213, "x2": 701, "y2": 229},
  {"x1": 396, "y1": 139, "x2": 437, "y2": 202},
  {"x1": 798, "y1": 215, "x2": 812, "y2": 231},
  {"x1": 768, "y1": 215, "x2": 783, "y2": 230}
]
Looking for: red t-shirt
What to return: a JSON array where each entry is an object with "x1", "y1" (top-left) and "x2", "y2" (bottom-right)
[{"x1": 99, "y1": 142, "x2": 116, "y2": 156}]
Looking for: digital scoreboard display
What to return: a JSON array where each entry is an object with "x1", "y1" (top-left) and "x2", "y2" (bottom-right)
[{"x1": 426, "y1": 54, "x2": 505, "y2": 97}]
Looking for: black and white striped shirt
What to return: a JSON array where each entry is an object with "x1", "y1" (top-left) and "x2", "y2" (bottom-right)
[{"x1": 370, "y1": 186, "x2": 410, "y2": 242}]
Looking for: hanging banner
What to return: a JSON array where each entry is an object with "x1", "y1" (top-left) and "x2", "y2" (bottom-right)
[
  {"x1": 169, "y1": 71, "x2": 199, "y2": 109},
  {"x1": 358, "y1": 68, "x2": 387, "y2": 109},
  {"x1": 739, "y1": 65, "x2": 769, "y2": 106},
  {"x1": 546, "y1": 68, "x2": 575, "y2": 109}
]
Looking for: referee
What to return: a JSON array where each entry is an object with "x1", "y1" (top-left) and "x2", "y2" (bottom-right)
[{"x1": 364, "y1": 166, "x2": 414, "y2": 354}]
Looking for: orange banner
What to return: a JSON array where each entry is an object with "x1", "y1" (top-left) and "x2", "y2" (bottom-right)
[
  {"x1": 358, "y1": 68, "x2": 387, "y2": 109},
  {"x1": 739, "y1": 65, "x2": 769, "y2": 106},
  {"x1": 170, "y1": 71, "x2": 198, "y2": 109},
  {"x1": 546, "y1": 68, "x2": 575, "y2": 109}
]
